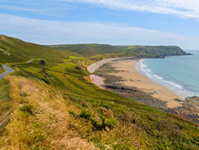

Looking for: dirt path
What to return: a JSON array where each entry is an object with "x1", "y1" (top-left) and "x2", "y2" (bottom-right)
[
  {"x1": 87, "y1": 58, "x2": 118, "y2": 89},
  {"x1": 87, "y1": 58, "x2": 117, "y2": 73},
  {"x1": 0, "y1": 111, "x2": 10, "y2": 128}
]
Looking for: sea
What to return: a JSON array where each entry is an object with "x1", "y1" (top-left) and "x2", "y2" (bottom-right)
[{"x1": 136, "y1": 50, "x2": 199, "y2": 99}]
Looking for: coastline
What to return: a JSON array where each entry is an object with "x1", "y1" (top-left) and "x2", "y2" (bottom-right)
[{"x1": 88, "y1": 58, "x2": 184, "y2": 108}]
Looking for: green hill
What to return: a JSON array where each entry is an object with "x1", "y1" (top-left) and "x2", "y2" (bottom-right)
[
  {"x1": 0, "y1": 36, "x2": 198, "y2": 149},
  {"x1": 117, "y1": 45, "x2": 189, "y2": 58},
  {"x1": 50, "y1": 44, "x2": 122, "y2": 57},
  {"x1": 50, "y1": 44, "x2": 190, "y2": 59},
  {"x1": 0, "y1": 35, "x2": 80, "y2": 63}
]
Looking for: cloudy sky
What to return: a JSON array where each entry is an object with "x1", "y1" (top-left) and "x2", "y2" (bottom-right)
[{"x1": 1, "y1": 0, "x2": 199, "y2": 49}]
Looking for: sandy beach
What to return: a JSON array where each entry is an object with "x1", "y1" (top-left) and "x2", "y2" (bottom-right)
[
  {"x1": 108, "y1": 59, "x2": 183, "y2": 108},
  {"x1": 88, "y1": 58, "x2": 183, "y2": 108}
]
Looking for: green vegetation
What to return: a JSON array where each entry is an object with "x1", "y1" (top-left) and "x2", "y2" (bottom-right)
[
  {"x1": 117, "y1": 45, "x2": 188, "y2": 58},
  {"x1": 50, "y1": 44, "x2": 122, "y2": 57},
  {"x1": 19, "y1": 104, "x2": 33, "y2": 114},
  {"x1": 51, "y1": 44, "x2": 190, "y2": 59},
  {"x1": 0, "y1": 64, "x2": 5, "y2": 73},
  {"x1": 0, "y1": 34, "x2": 80, "y2": 63},
  {"x1": 8, "y1": 55, "x2": 198, "y2": 149},
  {"x1": 0, "y1": 35, "x2": 198, "y2": 149},
  {"x1": 0, "y1": 79, "x2": 10, "y2": 117}
]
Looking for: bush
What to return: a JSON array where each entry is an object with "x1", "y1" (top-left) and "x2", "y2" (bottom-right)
[
  {"x1": 79, "y1": 109, "x2": 92, "y2": 119},
  {"x1": 90, "y1": 117, "x2": 102, "y2": 130},
  {"x1": 105, "y1": 119, "x2": 118, "y2": 129},
  {"x1": 69, "y1": 110, "x2": 75, "y2": 115},
  {"x1": 19, "y1": 104, "x2": 33, "y2": 114}
]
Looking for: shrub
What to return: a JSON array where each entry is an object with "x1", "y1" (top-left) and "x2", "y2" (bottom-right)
[
  {"x1": 19, "y1": 104, "x2": 33, "y2": 114},
  {"x1": 39, "y1": 60, "x2": 46, "y2": 66},
  {"x1": 90, "y1": 117, "x2": 102, "y2": 130},
  {"x1": 105, "y1": 119, "x2": 118, "y2": 129},
  {"x1": 79, "y1": 109, "x2": 92, "y2": 119},
  {"x1": 69, "y1": 110, "x2": 77, "y2": 119}
]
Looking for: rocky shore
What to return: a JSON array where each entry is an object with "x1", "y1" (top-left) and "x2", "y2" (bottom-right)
[{"x1": 168, "y1": 97, "x2": 199, "y2": 124}]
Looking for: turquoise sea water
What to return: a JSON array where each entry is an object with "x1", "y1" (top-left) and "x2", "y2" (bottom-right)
[{"x1": 136, "y1": 51, "x2": 199, "y2": 98}]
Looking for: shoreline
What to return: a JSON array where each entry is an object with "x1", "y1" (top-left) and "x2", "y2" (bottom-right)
[
  {"x1": 136, "y1": 59, "x2": 189, "y2": 99},
  {"x1": 88, "y1": 58, "x2": 184, "y2": 108}
]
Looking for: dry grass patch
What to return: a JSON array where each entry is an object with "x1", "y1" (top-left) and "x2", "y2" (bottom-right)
[
  {"x1": 0, "y1": 75, "x2": 97, "y2": 150},
  {"x1": 83, "y1": 76, "x2": 92, "y2": 83}
]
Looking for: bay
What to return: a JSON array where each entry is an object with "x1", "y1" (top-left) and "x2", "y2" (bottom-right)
[{"x1": 136, "y1": 51, "x2": 199, "y2": 98}]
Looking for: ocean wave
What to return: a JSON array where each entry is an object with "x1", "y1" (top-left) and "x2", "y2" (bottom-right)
[
  {"x1": 136, "y1": 59, "x2": 183, "y2": 91},
  {"x1": 135, "y1": 58, "x2": 199, "y2": 98}
]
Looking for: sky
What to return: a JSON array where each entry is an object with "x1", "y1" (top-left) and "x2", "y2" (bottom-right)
[{"x1": 1, "y1": 0, "x2": 199, "y2": 49}]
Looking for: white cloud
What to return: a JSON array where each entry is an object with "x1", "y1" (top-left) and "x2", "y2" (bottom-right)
[
  {"x1": 60, "y1": 0, "x2": 199, "y2": 19},
  {"x1": 0, "y1": 13, "x2": 199, "y2": 49},
  {"x1": 2, "y1": 0, "x2": 199, "y2": 19},
  {"x1": 0, "y1": 4, "x2": 38, "y2": 12}
]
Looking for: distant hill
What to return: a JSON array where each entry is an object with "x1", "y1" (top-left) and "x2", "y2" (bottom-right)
[
  {"x1": 117, "y1": 45, "x2": 190, "y2": 58},
  {"x1": 0, "y1": 35, "x2": 80, "y2": 63},
  {"x1": 0, "y1": 35, "x2": 189, "y2": 64},
  {"x1": 49, "y1": 44, "x2": 122, "y2": 57}
]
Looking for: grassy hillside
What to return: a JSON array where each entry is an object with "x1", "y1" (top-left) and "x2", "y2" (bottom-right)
[
  {"x1": 0, "y1": 35, "x2": 80, "y2": 63},
  {"x1": 0, "y1": 36, "x2": 198, "y2": 149},
  {"x1": 50, "y1": 44, "x2": 122, "y2": 57},
  {"x1": 0, "y1": 55, "x2": 198, "y2": 149}
]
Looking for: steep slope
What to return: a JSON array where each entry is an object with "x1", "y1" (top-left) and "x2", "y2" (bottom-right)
[
  {"x1": 0, "y1": 35, "x2": 80, "y2": 63},
  {"x1": 0, "y1": 36, "x2": 198, "y2": 149},
  {"x1": 0, "y1": 54, "x2": 198, "y2": 149}
]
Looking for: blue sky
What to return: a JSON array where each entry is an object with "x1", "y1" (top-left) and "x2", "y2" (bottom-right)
[{"x1": 1, "y1": 0, "x2": 199, "y2": 49}]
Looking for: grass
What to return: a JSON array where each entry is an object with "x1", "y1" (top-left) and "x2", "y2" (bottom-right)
[
  {"x1": 0, "y1": 75, "x2": 97, "y2": 149},
  {"x1": 0, "y1": 79, "x2": 10, "y2": 117},
  {"x1": 0, "y1": 35, "x2": 80, "y2": 63},
  {"x1": 0, "y1": 35, "x2": 198, "y2": 149},
  {"x1": 48, "y1": 63, "x2": 78, "y2": 73},
  {"x1": 23, "y1": 68, "x2": 41, "y2": 74},
  {"x1": 1, "y1": 56, "x2": 199, "y2": 149},
  {"x1": 50, "y1": 44, "x2": 122, "y2": 57},
  {"x1": 0, "y1": 64, "x2": 5, "y2": 73}
]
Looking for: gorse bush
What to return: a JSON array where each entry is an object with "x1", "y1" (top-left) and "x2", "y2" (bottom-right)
[
  {"x1": 78, "y1": 109, "x2": 118, "y2": 131},
  {"x1": 79, "y1": 109, "x2": 92, "y2": 119},
  {"x1": 105, "y1": 118, "x2": 118, "y2": 129},
  {"x1": 19, "y1": 104, "x2": 33, "y2": 114},
  {"x1": 90, "y1": 117, "x2": 102, "y2": 130}
]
